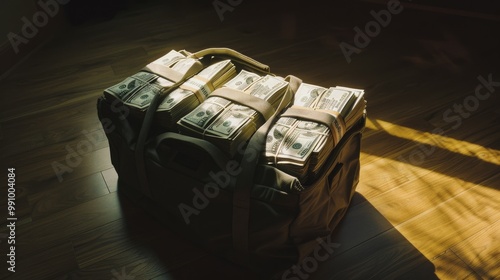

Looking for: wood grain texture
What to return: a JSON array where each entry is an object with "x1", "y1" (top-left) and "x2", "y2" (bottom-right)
[
  {"x1": 432, "y1": 249, "x2": 482, "y2": 280},
  {"x1": 0, "y1": 0, "x2": 499, "y2": 279},
  {"x1": 450, "y1": 220, "x2": 500, "y2": 279},
  {"x1": 27, "y1": 172, "x2": 110, "y2": 220},
  {"x1": 0, "y1": 241, "x2": 78, "y2": 280}
]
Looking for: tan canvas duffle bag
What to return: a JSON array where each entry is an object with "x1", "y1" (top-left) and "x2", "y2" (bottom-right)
[{"x1": 97, "y1": 47, "x2": 366, "y2": 277}]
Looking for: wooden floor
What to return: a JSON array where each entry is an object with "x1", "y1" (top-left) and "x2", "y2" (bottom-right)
[{"x1": 1, "y1": 0, "x2": 499, "y2": 279}]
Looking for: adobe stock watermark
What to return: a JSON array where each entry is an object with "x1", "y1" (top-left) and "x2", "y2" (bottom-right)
[
  {"x1": 7, "y1": 0, "x2": 70, "y2": 54},
  {"x1": 397, "y1": 73, "x2": 499, "y2": 171},
  {"x1": 339, "y1": 0, "x2": 405, "y2": 63},
  {"x1": 213, "y1": 0, "x2": 243, "y2": 22},
  {"x1": 51, "y1": 98, "x2": 129, "y2": 182},
  {"x1": 282, "y1": 236, "x2": 340, "y2": 280}
]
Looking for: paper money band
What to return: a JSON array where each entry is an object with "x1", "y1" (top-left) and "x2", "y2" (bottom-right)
[
  {"x1": 210, "y1": 88, "x2": 275, "y2": 121},
  {"x1": 280, "y1": 106, "x2": 346, "y2": 145},
  {"x1": 180, "y1": 75, "x2": 215, "y2": 103},
  {"x1": 271, "y1": 121, "x2": 298, "y2": 166}
]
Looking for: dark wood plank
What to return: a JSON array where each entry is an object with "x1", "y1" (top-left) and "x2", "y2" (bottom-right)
[
  {"x1": 27, "y1": 172, "x2": 110, "y2": 220},
  {"x1": 71, "y1": 194, "x2": 205, "y2": 270},
  {"x1": 0, "y1": 241, "x2": 77, "y2": 280},
  {"x1": 14, "y1": 192, "x2": 122, "y2": 254}
]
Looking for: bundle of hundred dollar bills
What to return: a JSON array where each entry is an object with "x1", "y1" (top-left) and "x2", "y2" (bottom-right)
[
  {"x1": 103, "y1": 50, "x2": 200, "y2": 109},
  {"x1": 178, "y1": 70, "x2": 289, "y2": 156},
  {"x1": 264, "y1": 83, "x2": 365, "y2": 182},
  {"x1": 156, "y1": 59, "x2": 236, "y2": 128}
]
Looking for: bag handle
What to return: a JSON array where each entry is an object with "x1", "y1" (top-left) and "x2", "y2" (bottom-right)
[
  {"x1": 231, "y1": 75, "x2": 302, "y2": 263},
  {"x1": 154, "y1": 132, "x2": 229, "y2": 172},
  {"x1": 188, "y1": 47, "x2": 271, "y2": 74}
]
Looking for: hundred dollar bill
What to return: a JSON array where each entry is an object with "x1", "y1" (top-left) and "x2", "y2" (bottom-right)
[
  {"x1": 293, "y1": 83, "x2": 327, "y2": 107},
  {"x1": 127, "y1": 89, "x2": 155, "y2": 109},
  {"x1": 265, "y1": 117, "x2": 296, "y2": 160},
  {"x1": 180, "y1": 97, "x2": 232, "y2": 130},
  {"x1": 132, "y1": 71, "x2": 158, "y2": 83},
  {"x1": 295, "y1": 121, "x2": 330, "y2": 154},
  {"x1": 105, "y1": 77, "x2": 140, "y2": 100},
  {"x1": 198, "y1": 59, "x2": 233, "y2": 80},
  {"x1": 124, "y1": 72, "x2": 180, "y2": 109},
  {"x1": 156, "y1": 76, "x2": 175, "y2": 88},
  {"x1": 151, "y1": 50, "x2": 186, "y2": 67},
  {"x1": 316, "y1": 87, "x2": 356, "y2": 118},
  {"x1": 277, "y1": 129, "x2": 322, "y2": 165},
  {"x1": 105, "y1": 72, "x2": 157, "y2": 101},
  {"x1": 245, "y1": 75, "x2": 288, "y2": 102},
  {"x1": 127, "y1": 86, "x2": 160, "y2": 109},
  {"x1": 205, "y1": 104, "x2": 256, "y2": 138},
  {"x1": 158, "y1": 88, "x2": 193, "y2": 111},
  {"x1": 223, "y1": 70, "x2": 261, "y2": 90},
  {"x1": 180, "y1": 60, "x2": 236, "y2": 98},
  {"x1": 334, "y1": 86, "x2": 365, "y2": 127},
  {"x1": 335, "y1": 86, "x2": 364, "y2": 98},
  {"x1": 171, "y1": 57, "x2": 199, "y2": 75}
]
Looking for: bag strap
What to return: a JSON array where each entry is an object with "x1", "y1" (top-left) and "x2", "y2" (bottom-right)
[
  {"x1": 231, "y1": 75, "x2": 302, "y2": 263},
  {"x1": 189, "y1": 47, "x2": 271, "y2": 75},
  {"x1": 153, "y1": 132, "x2": 229, "y2": 172},
  {"x1": 135, "y1": 48, "x2": 272, "y2": 198},
  {"x1": 135, "y1": 82, "x2": 186, "y2": 198},
  {"x1": 281, "y1": 106, "x2": 346, "y2": 146}
]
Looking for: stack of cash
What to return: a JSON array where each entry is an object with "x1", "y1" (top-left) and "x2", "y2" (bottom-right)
[
  {"x1": 265, "y1": 83, "x2": 365, "y2": 182},
  {"x1": 156, "y1": 59, "x2": 237, "y2": 128},
  {"x1": 103, "y1": 50, "x2": 196, "y2": 109},
  {"x1": 103, "y1": 72, "x2": 169, "y2": 109},
  {"x1": 334, "y1": 86, "x2": 366, "y2": 129},
  {"x1": 243, "y1": 74, "x2": 290, "y2": 110},
  {"x1": 223, "y1": 69, "x2": 261, "y2": 91},
  {"x1": 175, "y1": 70, "x2": 260, "y2": 133},
  {"x1": 264, "y1": 117, "x2": 332, "y2": 182},
  {"x1": 293, "y1": 83, "x2": 327, "y2": 107},
  {"x1": 178, "y1": 73, "x2": 289, "y2": 156},
  {"x1": 316, "y1": 87, "x2": 358, "y2": 120},
  {"x1": 151, "y1": 49, "x2": 189, "y2": 68}
]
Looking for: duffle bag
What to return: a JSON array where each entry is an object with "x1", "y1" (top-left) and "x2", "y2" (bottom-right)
[{"x1": 96, "y1": 47, "x2": 366, "y2": 277}]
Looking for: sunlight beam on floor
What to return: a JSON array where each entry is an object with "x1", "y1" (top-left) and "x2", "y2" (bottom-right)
[{"x1": 365, "y1": 118, "x2": 500, "y2": 166}]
